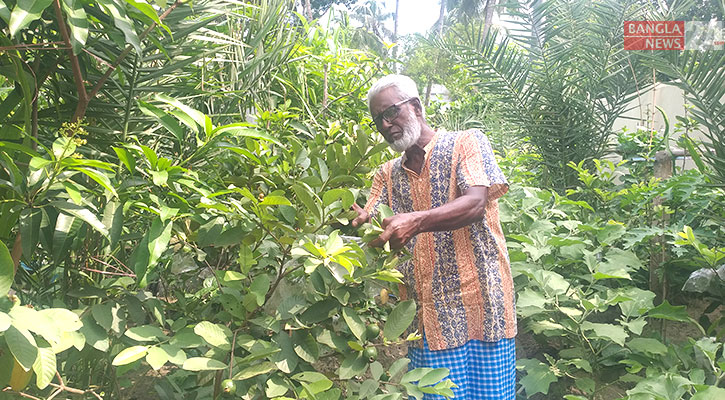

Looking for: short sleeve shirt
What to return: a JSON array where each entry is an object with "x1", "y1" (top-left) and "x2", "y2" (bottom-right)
[{"x1": 364, "y1": 129, "x2": 516, "y2": 351}]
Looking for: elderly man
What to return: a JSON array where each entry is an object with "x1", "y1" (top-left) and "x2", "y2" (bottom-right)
[{"x1": 351, "y1": 75, "x2": 516, "y2": 399}]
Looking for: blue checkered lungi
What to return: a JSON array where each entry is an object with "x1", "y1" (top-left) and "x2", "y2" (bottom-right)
[{"x1": 408, "y1": 337, "x2": 516, "y2": 399}]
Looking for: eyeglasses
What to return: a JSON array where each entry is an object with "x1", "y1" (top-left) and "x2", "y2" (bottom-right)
[{"x1": 369, "y1": 97, "x2": 416, "y2": 131}]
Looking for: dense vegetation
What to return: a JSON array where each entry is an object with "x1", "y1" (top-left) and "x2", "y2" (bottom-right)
[{"x1": 0, "y1": 0, "x2": 724, "y2": 399}]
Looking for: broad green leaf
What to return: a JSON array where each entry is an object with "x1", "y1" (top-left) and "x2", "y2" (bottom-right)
[
  {"x1": 159, "y1": 344, "x2": 186, "y2": 365},
  {"x1": 124, "y1": 325, "x2": 167, "y2": 342},
  {"x1": 113, "y1": 147, "x2": 136, "y2": 173},
  {"x1": 19, "y1": 208, "x2": 42, "y2": 260},
  {"x1": 418, "y1": 368, "x2": 449, "y2": 387},
  {"x1": 383, "y1": 300, "x2": 416, "y2": 340},
  {"x1": 112, "y1": 345, "x2": 148, "y2": 366},
  {"x1": 5, "y1": 325, "x2": 38, "y2": 371},
  {"x1": 293, "y1": 331, "x2": 319, "y2": 363},
  {"x1": 124, "y1": 0, "x2": 169, "y2": 33},
  {"x1": 532, "y1": 270, "x2": 569, "y2": 296},
  {"x1": 52, "y1": 213, "x2": 76, "y2": 263},
  {"x1": 156, "y1": 95, "x2": 209, "y2": 134},
  {"x1": 38, "y1": 309, "x2": 83, "y2": 332},
  {"x1": 291, "y1": 183, "x2": 322, "y2": 222},
  {"x1": 76, "y1": 167, "x2": 117, "y2": 197},
  {"x1": 323, "y1": 188, "x2": 354, "y2": 208},
  {"x1": 259, "y1": 195, "x2": 292, "y2": 207},
  {"x1": 516, "y1": 359, "x2": 557, "y2": 397},
  {"x1": 0, "y1": 1, "x2": 10, "y2": 23},
  {"x1": 32, "y1": 341, "x2": 55, "y2": 389},
  {"x1": 60, "y1": 0, "x2": 88, "y2": 54},
  {"x1": 248, "y1": 274, "x2": 270, "y2": 307},
  {"x1": 0, "y1": 241, "x2": 14, "y2": 297},
  {"x1": 581, "y1": 322, "x2": 628, "y2": 346},
  {"x1": 138, "y1": 101, "x2": 185, "y2": 144},
  {"x1": 647, "y1": 301, "x2": 690, "y2": 322},
  {"x1": 0, "y1": 312, "x2": 10, "y2": 332},
  {"x1": 79, "y1": 318, "x2": 109, "y2": 352},
  {"x1": 193, "y1": 321, "x2": 230, "y2": 350},
  {"x1": 627, "y1": 338, "x2": 668, "y2": 355},
  {"x1": 232, "y1": 361, "x2": 276, "y2": 380},
  {"x1": 50, "y1": 201, "x2": 109, "y2": 238},
  {"x1": 338, "y1": 353, "x2": 367, "y2": 379},
  {"x1": 8, "y1": 0, "x2": 54, "y2": 37},
  {"x1": 692, "y1": 387, "x2": 725, "y2": 400},
  {"x1": 181, "y1": 357, "x2": 226, "y2": 371},
  {"x1": 145, "y1": 346, "x2": 168, "y2": 370},
  {"x1": 97, "y1": 0, "x2": 142, "y2": 55},
  {"x1": 213, "y1": 125, "x2": 282, "y2": 146},
  {"x1": 102, "y1": 201, "x2": 124, "y2": 246},
  {"x1": 342, "y1": 307, "x2": 365, "y2": 341}
]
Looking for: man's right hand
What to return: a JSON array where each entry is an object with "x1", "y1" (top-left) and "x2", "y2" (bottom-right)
[{"x1": 351, "y1": 203, "x2": 369, "y2": 228}]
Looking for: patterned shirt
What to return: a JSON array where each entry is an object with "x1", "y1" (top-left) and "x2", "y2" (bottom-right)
[{"x1": 364, "y1": 129, "x2": 516, "y2": 351}]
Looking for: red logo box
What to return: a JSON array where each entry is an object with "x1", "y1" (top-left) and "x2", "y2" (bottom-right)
[{"x1": 624, "y1": 21, "x2": 685, "y2": 50}]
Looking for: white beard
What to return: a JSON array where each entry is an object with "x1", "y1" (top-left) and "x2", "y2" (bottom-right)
[{"x1": 389, "y1": 109, "x2": 421, "y2": 153}]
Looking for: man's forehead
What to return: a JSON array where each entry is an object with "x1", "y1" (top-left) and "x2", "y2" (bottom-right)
[{"x1": 370, "y1": 87, "x2": 404, "y2": 113}]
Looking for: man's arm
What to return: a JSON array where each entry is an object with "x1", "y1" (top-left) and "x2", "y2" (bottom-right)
[{"x1": 369, "y1": 186, "x2": 488, "y2": 249}]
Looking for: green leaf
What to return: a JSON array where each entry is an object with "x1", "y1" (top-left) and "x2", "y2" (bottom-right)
[
  {"x1": 259, "y1": 195, "x2": 292, "y2": 207},
  {"x1": 0, "y1": 241, "x2": 15, "y2": 297},
  {"x1": 112, "y1": 345, "x2": 148, "y2": 366},
  {"x1": 6, "y1": 325, "x2": 39, "y2": 371},
  {"x1": 19, "y1": 208, "x2": 42, "y2": 260},
  {"x1": 581, "y1": 322, "x2": 628, "y2": 346},
  {"x1": 0, "y1": 312, "x2": 11, "y2": 332},
  {"x1": 97, "y1": 0, "x2": 142, "y2": 55},
  {"x1": 692, "y1": 387, "x2": 725, "y2": 400},
  {"x1": 60, "y1": 0, "x2": 88, "y2": 54},
  {"x1": 193, "y1": 321, "x2": 230, "y2": 350},
  {"x1": 383, "y1": 300, "x2": 416, "y2": 341},
  {"x1": 323, "y1": 188, "x2": 354, "y2": 208},
  {"x1": 113, "y1": 147, "x2": 136, "y2": 173},
  {"x1": 75, "y1": 167, "x2": 117, "y2": 198},
  {"x1": 8, "y1": 0, "x2": 54, "y2": 37},
  {"x1": 342, "y1": 307, "x2": 365, "y2": 341},
  {"x1": 516, "y1": 359, "x2": 557, "y2": 397},
  {"x1": 291, "y1": 183, "x2": 322, "y2": 222},
  {"x1": 248, "y1": 274, "x2": 270, "y2": 307},
  {"x1": 124, "y1": 325, "x2": 167, "y2": 342},
  {"x1": 338, "y1": 353, "x2": 367, "y2": 379},
  {"x1": 293, "y1": 331, "x2": 319, "y2": 363},
  {"x1": 214, "y1": 125, "x2": 282, "y2": 146},
  {"x1": 50, "y1": 201, "x2": 109, "y2": 238},
  {"x1": 145, "y1": 346, "x2": 168, "y2": 370},
  {"x1": 647, "y1": 301, "x2": 690, "y2": 322},
  {"x1": 52, "y1": 213, "x2": 76, "y2": 263},
  {"x1": 627, "y1": 338, "x2": 668, "y2": 355},
  {"x1": 32, "y1": 341, "x2": 56, "y2": 389},
  {"x1": 102, "y1": 201, "x2": 124, "y2": 246},
  {"x1": 0, "y1": 1, "x2": 10, "y2": 23},
  {"x1": 38, "y1": 309, "x2": 83, "y2": 332},
  {"x1": 181, "y1": 357, "x2": 226, "y2": 371},
  {"x1": 124, "y1": 0, "x2": 169, "y2": 33},
  {"x1": 418, "y1": 368, "x2": 449, "y2": 387},
  {"x1": 232, "y1": 361, "x2": 276, "y2": 380},
  {"x1": 159, "y1": 344, "x2": 186, "y2": 365}
]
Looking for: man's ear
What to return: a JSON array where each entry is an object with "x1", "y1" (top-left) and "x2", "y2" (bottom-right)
[{"x1": 412, "y1": 98, "x2": 424, "y2": 118}]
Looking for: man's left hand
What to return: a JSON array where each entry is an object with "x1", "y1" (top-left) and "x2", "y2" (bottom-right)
[{"x1": 369, "y1": 212, "x2": 422, "y2": 249}]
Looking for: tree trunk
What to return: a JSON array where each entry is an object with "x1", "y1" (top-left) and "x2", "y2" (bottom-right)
[
  {"x1": 482, "y1": 0, "x2": 497, "y2": 39},
  {"x1": 392, "y1": 0, "x2": 400, "y2": 70},
  {"x1": 436, "y1": 0, "x2": 446, "y2": 35},
  {"x1": 424, "y1": 80, "x2": 433, "y2": 106},
  {"x1": 304, "y1": 0, "x2": 313, "y2": 21}
]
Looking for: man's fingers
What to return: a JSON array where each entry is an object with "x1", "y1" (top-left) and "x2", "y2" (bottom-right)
[
  {"x1": 350, "y1": 203, "x2": 368, "y2": 227},
  {"x1": 370, "y1": 228, "x2": 392, "y2": 248}
]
